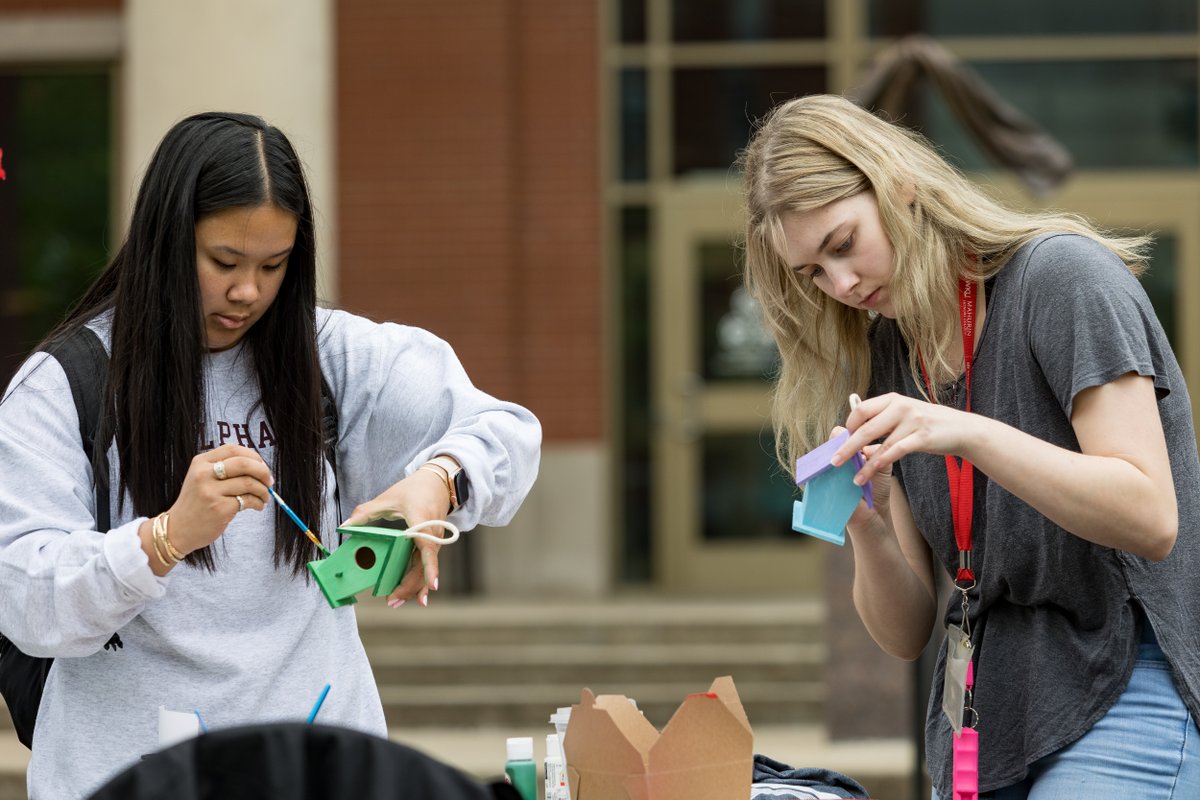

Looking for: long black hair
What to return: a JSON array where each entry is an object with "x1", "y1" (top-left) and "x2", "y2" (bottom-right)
[{"x1": 43, "y1": 112, "x2": 326, "y2": 575}]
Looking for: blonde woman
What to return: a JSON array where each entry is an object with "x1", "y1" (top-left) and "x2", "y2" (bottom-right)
[{"x1": 741, "y1": 94, "x2": 1200, "y2": 799}]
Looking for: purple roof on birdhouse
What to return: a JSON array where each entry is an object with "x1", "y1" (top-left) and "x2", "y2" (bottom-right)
[{"x1": 794, "y1": 430, "x2": 874, "y2": 509}]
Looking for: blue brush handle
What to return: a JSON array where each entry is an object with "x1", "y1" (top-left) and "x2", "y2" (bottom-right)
[
  {"x1": 268, "y1": 486, "x2": 309, "y2": 532},
  {"x1": 306, "y1": 684, "x2": 331, "y2": 724}
]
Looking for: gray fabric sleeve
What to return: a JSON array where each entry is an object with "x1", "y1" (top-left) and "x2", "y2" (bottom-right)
[
  {"x1": 316, "y1": 309, "x2": 542, "y2": 530},
  {"x1": 0, "y1": 353, "x2": 167, "y2": 657},
  {"x1": 1021, "y1": 234, "x2": 1172, "y2": 418}
]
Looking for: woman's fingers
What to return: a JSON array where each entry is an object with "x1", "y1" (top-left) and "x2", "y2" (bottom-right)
[
  {"x1": 386, "y1": 552, "x2": 439, "y2": 608},
  {"x1": 855, "y1": 438, "x2": 904, "y2": 485},
  {"x1": 235, "y1": 492, "x2": 268, "y2": 513},
  {"x1": 220, "y1": 476, "x2": 271, "y2": 505},
  {"x1": 205, "y1": 446, "x2": 274, "y2": 487},
  {"x1": 170, "y1": 446, "x2": 276, "y2": 552},
  {"x1": 418, "y1": 540, "x2": 441, "y2": 597},
  {"x1": 837, "y1": 393, "x2": 954, "y2": 466},
  {"x1": 341, "y1": 500, "x2": 399, "y2": 528},
  {"x1": 386, "y1": 540, "x2": 442, "y2": 609}
]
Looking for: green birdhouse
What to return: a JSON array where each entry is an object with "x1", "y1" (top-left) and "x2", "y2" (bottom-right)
[{"x1": 307, "y1": 524, "x2": 414, "y2": 608}]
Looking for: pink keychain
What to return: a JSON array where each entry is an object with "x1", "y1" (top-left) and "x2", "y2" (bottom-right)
[{"x1": 953, "y1": 660, "x2": 979, "y2": 800}]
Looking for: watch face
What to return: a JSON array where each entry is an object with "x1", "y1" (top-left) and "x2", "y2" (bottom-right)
[{"x1": 453, "y1": 470, "x2": 470, "y2": 506}]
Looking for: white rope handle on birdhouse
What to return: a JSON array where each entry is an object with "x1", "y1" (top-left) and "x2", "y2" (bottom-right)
[{"x1": 399, "y1": 519, "x2": 461, "y2": 546}]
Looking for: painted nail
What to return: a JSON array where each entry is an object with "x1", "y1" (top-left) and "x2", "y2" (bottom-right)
[
  {"x1": 432, "y1": 577, "x2": 439, "y2": 592},
  {"x1": 388, "y1": 598, "x2": 405, "y2": 609},
  {"x1": 419, "y1": 594, "x2": 429, "y2": 607}
]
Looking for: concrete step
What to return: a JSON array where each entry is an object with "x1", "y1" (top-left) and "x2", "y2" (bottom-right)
[
  {"x1": 358, "y1": 597, "x2": 829, "y2": 728},
  {"x1": 380, "y1": 679, "x2": 825, "y2": 728},
  {"x1": 367, "y1": 642, "x2": 826, "y2": 686},
  {"x1": 354, "y1": 597, "x2": 824, "y2": 647}
]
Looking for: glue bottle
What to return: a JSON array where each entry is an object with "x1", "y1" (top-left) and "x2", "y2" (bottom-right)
[
  {"x1": 544, "y1": 733, "x2": 567, "y2": 800},
  {"x1": 549, "y1": 707, "x2": 573, "y2": 800},
  {"x1": 504, "y1": 736, "x2": 536, "y2": 800}
]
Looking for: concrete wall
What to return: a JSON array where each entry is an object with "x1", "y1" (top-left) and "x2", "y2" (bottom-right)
[
  {"x1": 477, "y1": 444, "x2": 611, "y2": 597},
  {"x1": 121, "y1": 0, "x2": 337, "y2": 300}
]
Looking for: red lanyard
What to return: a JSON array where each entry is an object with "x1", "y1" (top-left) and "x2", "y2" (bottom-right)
[{"x1": 919, "y1": 278, "x2": 978, "y2": 584}]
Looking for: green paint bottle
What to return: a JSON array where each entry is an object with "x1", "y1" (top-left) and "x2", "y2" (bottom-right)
[{"x1": 504, "y1": 737, "x2": 537, "y2": 800}]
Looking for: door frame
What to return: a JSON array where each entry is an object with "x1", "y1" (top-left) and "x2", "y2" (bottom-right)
[{"x1": 653, "y1": 182, "x2": 825, "y2": 594}]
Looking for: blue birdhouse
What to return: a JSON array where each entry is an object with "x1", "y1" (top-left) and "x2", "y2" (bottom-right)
[
  {"x1": 306, "y1": 524, "x2": 414, "y2": 608},
  {"x1": 792, "y1": 430, "x2": 873, "y2": 546}
]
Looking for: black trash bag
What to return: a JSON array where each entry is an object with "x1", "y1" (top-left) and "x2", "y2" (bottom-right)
[{"x1": 87, "y1": 722, "x2": 516, "y2": 800}]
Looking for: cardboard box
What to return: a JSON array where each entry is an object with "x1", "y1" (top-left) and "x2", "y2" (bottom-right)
[{"x1": 564, "y1": 676, "x2": 753, "y2": 800}]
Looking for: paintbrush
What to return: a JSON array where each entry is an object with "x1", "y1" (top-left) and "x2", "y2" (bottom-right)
[{"x1": 268, "y1": 486, "x2": 331, "y2": 557}]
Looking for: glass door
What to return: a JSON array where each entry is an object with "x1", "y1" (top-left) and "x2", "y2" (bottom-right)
[{"x1": 653, "y1": 183, "x2": 824, "y2": 594}]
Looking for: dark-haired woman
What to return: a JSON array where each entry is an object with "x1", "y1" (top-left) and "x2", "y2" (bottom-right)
[{"x1": 0, "y1": 112, "x2": 541, "y2": 799}]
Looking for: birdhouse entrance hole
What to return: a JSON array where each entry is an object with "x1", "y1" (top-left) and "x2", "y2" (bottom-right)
[{"x1": 355, "y1": 546, "x2": 377, "y2": 570}]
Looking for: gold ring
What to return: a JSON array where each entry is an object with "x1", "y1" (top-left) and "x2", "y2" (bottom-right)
[
  {"x1": 235, "y1": 495, "x2": 245, "y2": 513},
  {"x1": 212, "y1": 461, "x2": 227, "y2": 480}
]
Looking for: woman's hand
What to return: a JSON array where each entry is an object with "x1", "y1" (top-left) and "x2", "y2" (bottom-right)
[
  {"x1": 819, "y1": 425, "x2": 893, "y2": 532},
  {"x1": 845, "y1": 446, "x2": 893, "y2": 533},
  {"x1": 169, "y1": 443, "x2": 273, "y2": 554},
  {"x1": 341, "y1": 469, "x2": 451, "y2": 609},
  {"x1": 831, "y1": 392, "x2": 978, "y2": 488}
]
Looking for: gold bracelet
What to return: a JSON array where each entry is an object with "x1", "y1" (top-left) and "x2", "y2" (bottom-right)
[
  {"x1": 418, "y1": 464, "x2": 452, "y2": 497},
  {"x1": 426, "y1": 456, "x2": 462, "y2": 506},
  {"x1": 159, "y1": 513, "x2": 185, "y2": 562},
  {"x1": 152, "y1": 513, "x2": 181, "y2": 566},
  {"x1": 150, "y1": 514, "x2": 172, "y2": 568},
  {"x1": 153, "y1": 514, "x2": 176, "y2": 565}
]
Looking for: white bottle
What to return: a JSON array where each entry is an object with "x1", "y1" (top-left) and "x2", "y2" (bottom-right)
[
  {"x1": 544, "y1": 733, "x2": 567, "y2": 800},
  {"x1": 549, "y1": 707, "x2": 573, "y2": 800}
]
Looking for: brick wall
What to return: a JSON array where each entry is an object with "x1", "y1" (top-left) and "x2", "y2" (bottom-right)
[{"x1": 337, "y1": 1, "x2": 602, "y2": 442}]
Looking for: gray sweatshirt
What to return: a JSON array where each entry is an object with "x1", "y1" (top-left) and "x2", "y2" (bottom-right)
[{"x1": 0, "y1": 308, "x2": 542, "y2": 799}]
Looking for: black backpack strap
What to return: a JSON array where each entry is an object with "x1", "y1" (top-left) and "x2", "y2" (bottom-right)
[
  {"x1": 0, "y1": 327, "x2": 116, "y2": 749},
  {"x1": 0, "y1": 636, "x2": 51, "y2": 749},
  {"x1": 319, "y1": 372, "x2": 339, "y2": 478},
  {"x1": 44, "y1": 326, "x2": 112, "y2": 531},
  {"x1": 319, "y1": 372, "x2": 341, "y2": 528}
]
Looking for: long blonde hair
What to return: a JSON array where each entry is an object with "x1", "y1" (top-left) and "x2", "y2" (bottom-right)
[{"x1": 738, "y1": 94, "x2": 1151, "y2": 472}]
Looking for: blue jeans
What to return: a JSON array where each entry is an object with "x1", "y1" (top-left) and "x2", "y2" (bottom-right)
[{"x1": 934, "y1": 630, "x2": 1200, "y2": 800}]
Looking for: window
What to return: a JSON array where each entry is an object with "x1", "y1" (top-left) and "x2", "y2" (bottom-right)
[{"x1": 0, "y1": 69, "x2": 111, "y2": 383}]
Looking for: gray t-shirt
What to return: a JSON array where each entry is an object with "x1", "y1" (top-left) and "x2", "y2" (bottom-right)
[{"x1": 869, "y1": 234, "x2": 1200, "y2": 796}]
